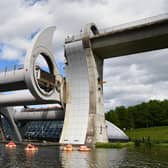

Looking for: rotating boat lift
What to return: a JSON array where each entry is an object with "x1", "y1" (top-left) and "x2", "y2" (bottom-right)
[
  {"x1": 0, "y1": 27, "x2": 65, "y2": 142},
  {"x1": 0, "y1": 27, "x2": 64, "y2": 106},
  {"x1": 0, "y1": 24, "x2": 109, "y2": 145},
  {"x1": 1, "y1": 14, "x2": 168, "y2": 145}
]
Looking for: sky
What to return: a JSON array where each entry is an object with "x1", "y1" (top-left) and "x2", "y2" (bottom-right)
[{"x1": 0, "y1": 0, "x2": 168, "y2": 111}]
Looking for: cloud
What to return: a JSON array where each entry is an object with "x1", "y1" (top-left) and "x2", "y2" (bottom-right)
[
  {"x1": 104, "y1": 48, "x2": 168, "y2": 110},
  {"x1": 0, "y1": 43, "x2": 25, "y2": 62},
  {"x1": 24, "y1": 0, "x2": 47, "y2": 6},
  {"x1": 0, "y1": 0, "x2": 168, "y2": 110}
]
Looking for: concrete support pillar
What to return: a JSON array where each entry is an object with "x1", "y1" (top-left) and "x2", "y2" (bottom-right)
[
  {"x1": 60, "y1": 23, "x2": 108, "y2": 145},
  {"x1": 0, "y1": 107, "x2": 22, "y2": 142},
  {"x1": 83, "y1": 24, "x2": 108, "y2": 144},
  {"x1": 84, "y1": 47, "x2": 108, "y2": 144},
  {"x1": 0, "y1": 117, "x2": 6, "y2": 141}
]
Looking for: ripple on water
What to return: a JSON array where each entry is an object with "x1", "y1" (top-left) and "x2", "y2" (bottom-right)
[{"x1": 0, "y1": 144, "x2": 168, "y2": 168}]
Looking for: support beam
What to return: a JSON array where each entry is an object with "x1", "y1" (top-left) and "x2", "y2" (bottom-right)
[
  {"x1": 13, "y1": 107, "x2": 64, "y2": 121},
  {"x1": 0, "y1": 118, "x2": 6, "y2": 141},
  {"x1": 0, "y1": 91, "x2": 60, "y2": 107},
  {"x1": 0, "y1": 69, "x2": 25, "y2": 92},
  {"x1": 90, "y1": 14, "x2": 168, "y2": 58},
  {"x1": 0, "y1": 107, "x2": 22, "y2": 142}
]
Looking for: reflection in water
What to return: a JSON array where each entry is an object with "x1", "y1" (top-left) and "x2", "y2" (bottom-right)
[
  {"x1": 0, "y1": 144, "x2": 168, "y2": 168},
  {"x1": 120, "y1": 147, "x2": 168, "y2": 168},
  {"x1": 61, "y1": 148, "x2": 127, "y2": 168},
  {"x1": 92, "y1": 149, "x2": 127, "y2": 168},
  {"x1": 61, "y1": 151, "x2": 90, "y2": 168},
  {"x1": 25, "y1": 150, "x2": 38, "y2": 168},
  {"x1": 1, "y1": 146, "x2": 19, "y2": 167}
]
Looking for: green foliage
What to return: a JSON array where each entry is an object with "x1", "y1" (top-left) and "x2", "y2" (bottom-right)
[{"x1": 105, "y1": 99, "x2": 168, "y2": 129}]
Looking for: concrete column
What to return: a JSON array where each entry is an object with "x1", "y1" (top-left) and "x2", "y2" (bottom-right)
[
  {"x1": 0, "y1": 107, "x2": 22, "y2": 142},
  {"x1": 0, "y1": 117, "x2": 6, "y2": 141},
  {"x1": 60, "y1": 23, "x2": 108, "y2": 145},
  {"x1": 83, "y1": 32, "x2": 108, "y2": 144},
  {"x1": 85, "y1": 47, "x2": 108, "y2": 144}
]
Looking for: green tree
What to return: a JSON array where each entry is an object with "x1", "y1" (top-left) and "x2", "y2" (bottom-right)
[{"x1": 105, "y1": 99, "x2": 168, "y2": 129}]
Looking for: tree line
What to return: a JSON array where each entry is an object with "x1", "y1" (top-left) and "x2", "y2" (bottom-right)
[{"x1": 105, "y1": 100, "x2": 168, "y2": 129}]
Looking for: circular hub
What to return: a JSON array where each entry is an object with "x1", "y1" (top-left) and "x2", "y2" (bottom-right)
[{"x1": 34, "y1": 53, "x2": 55, "y2": 95}]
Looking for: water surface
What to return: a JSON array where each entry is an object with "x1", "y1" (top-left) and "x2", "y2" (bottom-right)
[{"x1": 0, "y1": 144, "x2": 167, "y2": 168}]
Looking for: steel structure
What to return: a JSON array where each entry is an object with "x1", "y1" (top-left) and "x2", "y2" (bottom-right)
[
  {"x1": 0, "y1": 27, "x2": 64, "y2": 106},
  {"x1": 1, "y1": 14, "x2": 168, "y2": 145}
]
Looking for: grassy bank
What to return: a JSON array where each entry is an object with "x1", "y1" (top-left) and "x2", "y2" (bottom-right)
[
  {"x1": 126, "y1": 126, "x2": 168, "y2": 143},
  {"x1": 96, "y1": 126, "x2": 168, "y2": 148},
  {"x1": 95, "y1": 142, "x2": 134, "y2": 148}
]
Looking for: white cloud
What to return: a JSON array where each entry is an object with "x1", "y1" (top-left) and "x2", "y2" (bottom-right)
[
  {"x1": 104, "y1": 49, "x2": 168, "y2": 110},
  {"x1": 0, "y1": 0, "x2": 168, "y2": 110},
  {"x1": 0, "y1": 44, "x2": 23, "y2": 61}
]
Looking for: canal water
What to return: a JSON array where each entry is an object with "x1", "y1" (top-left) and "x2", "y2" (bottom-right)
[{"x1": 0, "y1": 144, "x2": 167, "y2": 168}]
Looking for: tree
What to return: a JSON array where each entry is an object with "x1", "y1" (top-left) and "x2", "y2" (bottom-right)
[{"x1": 105, "y1": 99, "x2": 168, "y2": 129}]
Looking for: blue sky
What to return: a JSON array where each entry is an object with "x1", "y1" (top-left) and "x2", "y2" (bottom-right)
[
  {"x1": 25, "y1": 0, "x2": 46, "y2": 6},
  {"x1": 0, "y1": 43, "x2": 24, "y2": 71},
  {"x1": 0, "y1": 26, "x2": 65, "y2": 75}
]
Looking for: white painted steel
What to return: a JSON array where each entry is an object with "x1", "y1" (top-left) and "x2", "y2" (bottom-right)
[
  {"x1": 0, "y1": 69, "x2": 26, "y2": 91},
  {"x1": 0, "y1": 69, "x2": 24, "y2": 85},
  {"x1": 0, "y1": 91, "x2": 36, "y2": 105},
  {"x1": 0, "y1": 27, "x2": 63, "y2": 106},
  {"x1": 60, "y1": 41, "x2": 90, "y2": 144},
  {"x1": 106, "y1": 120, "x2": 129, "y2": 140},
  {"x1": 13, "y1": 108, "x2": 64, "y2": 120},
  {"x1": 24, "y1": 26, "x2": 62, "y2": 101},
  {"x1": 0, "y1": 90, "x2": 60, "y2": 106}
]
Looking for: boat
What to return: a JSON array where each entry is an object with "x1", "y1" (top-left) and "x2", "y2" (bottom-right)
[
  {"x1": 63, "y1": 144, "x2": 73, "y2": 151},
  {"x1": 78, "y1": 145, "x2": 91, "y2": 151},
  {"x1": 5, "y1": 141, "x2": 16, "y2": 148},
  {"x1": 25, "y1": 144, "x2": 38, "y2": 151}
]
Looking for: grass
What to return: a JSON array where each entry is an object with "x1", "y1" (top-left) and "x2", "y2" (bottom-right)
[
  {"x1": 96, "y1": 126, "x2": 168, "y2": 148},
  {"x1": 95, "y1": 142, "x2": 134, "y2": 148},
  {"x1": 125, "y1": 126, "x2": 168, "y2": 143}
]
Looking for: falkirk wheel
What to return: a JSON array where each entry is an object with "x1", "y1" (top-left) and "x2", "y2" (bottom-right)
[
  {"x1": 0, "y1": 25, "x2": 128, "y2": 145},
  {"x1": 1, "y1": 14, "x2": 167, "y2": 145},
  {"x1": 0, "y1": 26, "x2": 109, "y2": 145}
]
